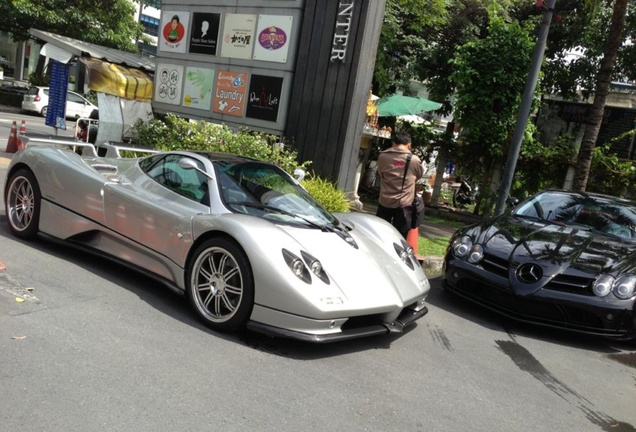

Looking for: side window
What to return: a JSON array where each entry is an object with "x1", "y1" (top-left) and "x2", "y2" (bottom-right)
[
  {"x1": 146, "y1": 155, "x2": 209, "y2": 204},
  {"x1": 67, "y1": 93, "x2": 85, "y2": 104}
]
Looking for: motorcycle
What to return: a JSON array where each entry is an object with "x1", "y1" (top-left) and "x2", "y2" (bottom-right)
[{"x1": 452, "y1": 176, "x2": 478, "y2": 209}]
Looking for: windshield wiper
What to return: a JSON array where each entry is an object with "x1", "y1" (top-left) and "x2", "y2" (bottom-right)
[{"x1": 228, "y1": 201, "x2": 336, "y2": 232}]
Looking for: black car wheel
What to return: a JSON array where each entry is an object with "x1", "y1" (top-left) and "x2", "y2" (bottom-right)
[
  {"x1": 41, "y1": 106, "x2": 47, "y2": 117},
  {"x1": 5, "y1": 169, "x2": 41, "y2": 240},
  {"x1": 186, "y1": 238, "x2": 254, "y2": 331}
]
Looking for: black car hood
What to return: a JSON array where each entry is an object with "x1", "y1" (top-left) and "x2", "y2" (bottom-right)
[{"x1": 469, "y1": 216, "x2": 636, "y2": 277}]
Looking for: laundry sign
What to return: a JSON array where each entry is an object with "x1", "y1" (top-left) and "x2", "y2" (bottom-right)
[{"x1": 213, "y1": 70, "x2": 249, "y2": 117}]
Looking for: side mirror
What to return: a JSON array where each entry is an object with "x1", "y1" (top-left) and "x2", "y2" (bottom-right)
[
  {"x1": 293, "y1": 168, "x2": 306, "y2": 182},
  {"x1": 178, "y1": 157, "x2": 214, "y2": 179},
  {"x1": 506, "y1": 196, "x2": 519, "y2": 207}
]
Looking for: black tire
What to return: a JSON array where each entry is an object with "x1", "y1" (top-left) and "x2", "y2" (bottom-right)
[
  {"x1": 186, "y1": 237, "x2": 254, "y2": 332},
  {"x1": 41, "y1": 106, "x2": 47, "y2": 117},
  {"x1": 5, "y1": 168, "x2": 41, "y2": 240}
]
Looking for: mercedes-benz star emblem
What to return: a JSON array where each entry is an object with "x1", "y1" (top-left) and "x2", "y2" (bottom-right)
[{"x1": 517, "y1": 264, "x2": 543, "y2": 283}]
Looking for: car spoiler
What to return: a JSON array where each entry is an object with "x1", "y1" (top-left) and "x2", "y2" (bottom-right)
[{"x1": 18, "y1": 133, "x2": 160, "y2": 158}]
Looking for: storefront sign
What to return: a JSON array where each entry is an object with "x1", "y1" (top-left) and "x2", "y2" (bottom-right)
[
  {"x1": 213, "y1": 70, "x2": 248, "y2": 117},
  {"x1": 253, "y1": 15, "x2": 293, "y2": 63},
  {"x1": 154, "y1": 63, "x2": 184, "y2": 105},
  {"x1": 330, "y1": 1, "x2": 354, "y2": 62},
  {"x1": 246, "y1": 75, "x2": 283, "y2": 122},
  {"x1": 183, "y1": 66, "x2": 215, "y2": 110},
  {"x1": 221, "y1": 14, "x2": 257, "y2": 60},
  {"x1": 159, "y1": 11, "x2": 190, "y2": 53},
  {"x1": 189, "y1": 12, "x2": 221, "y2": 55}
]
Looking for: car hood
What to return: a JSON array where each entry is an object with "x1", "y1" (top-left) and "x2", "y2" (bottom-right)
[
  {"x1": 468, "y1": 216, "x2": 636, "y2": 276},
  {"x1": 279, "y1": 223, "x2": 428, "y2": 309}
]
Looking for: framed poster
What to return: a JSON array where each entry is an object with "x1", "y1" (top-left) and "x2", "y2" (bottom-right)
[
  {"x1": 246, "y1": 75, "x2": 283, "y2": 122},
  {"x1": 189, "y1": 12, "x2": 221, "y2": 55},
  {"x1": 154, "y1": 63, "x2": 184, "y2": 105},
  {"x1": 220, "y1": 14, "x2": 257, "y2": 60},
  {"x1": 252, "y1": 15, "x2": 293, "y2": 63},
  {"x1": 159, "y1": 11, "x2": 190, "y2": 53},
  {"x1": 213, "y1": 70, "x2": 248, "y2": 117},
  {"x1": 183, "y1": 66, "x2": 216, "y2": 111}
]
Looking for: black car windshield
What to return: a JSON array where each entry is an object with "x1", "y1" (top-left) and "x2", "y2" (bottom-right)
[
  {"x1": 513, "y1": 191, "x2": 636, "y2": 239},
  {"x1": 213, "y1": 160, "x2": 337, "y2": 228}
]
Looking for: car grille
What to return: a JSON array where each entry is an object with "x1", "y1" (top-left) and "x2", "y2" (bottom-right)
[
  {"x1": 545, "y1": 274, "x2": 594, "y2": 296},
  {"x1": 481, "y1": 253, "x2": 509, "y2": 278}
]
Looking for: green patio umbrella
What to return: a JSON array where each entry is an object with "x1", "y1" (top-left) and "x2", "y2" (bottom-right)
[{"x1": 376, "y1": 94, "x2": 442, "y2": 117}]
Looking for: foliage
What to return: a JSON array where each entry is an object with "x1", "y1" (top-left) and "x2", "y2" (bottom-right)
[
  {"x1": 1, "y1": 0, "x2": 144, "y2": 52},
  {"x1": 28, "y1": 71, "x2": 49, "y2": 86},
  {"x1": 449, "y1": 12, "x2": 536, "y2": 178},
  {"x1": 374, "y1": 0, "x2": 448, "y2": 96},
  {"x1": 133, "y1": 115, "x2": 310, "y2": 175},
  {"x1": 301, "y1": 175, "x2": 352, "y2": 213},
  {"x1": 419, "y1": 235, "x2": 451, "y2": 257},
  {"x1": 587, "y1": 143, "x2": 636, "y2": 198}
]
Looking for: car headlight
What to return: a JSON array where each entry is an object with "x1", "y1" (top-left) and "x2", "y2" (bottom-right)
[
  {"x1": 467, "y1": 244, "x2": 484, "y2": 264},
  {"x1": 393, "y1": 241, "x2": 415, "y2": 270},
  {"x1": 452, "y1": 236, "x2": 473, "y2": 259},
  {"x1": 613, "y1": 275, "x2": 636, "y2": 300},
  {"x1": 301, "y1": 250, "x2": 330, "y2": 285},
  {"x1": 593, "y1": 274, "x2": 614, "y2": 297},
  {"x1": 282, "y1": 249, "x2": 311, "y2": 284}
]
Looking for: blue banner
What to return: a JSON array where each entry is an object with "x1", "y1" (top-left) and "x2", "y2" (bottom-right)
[{"x1": 45, "y1": 60, "x2": 70, "y2": 129}]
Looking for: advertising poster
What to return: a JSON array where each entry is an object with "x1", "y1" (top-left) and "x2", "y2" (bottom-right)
[
  {"x1": 213, "y1": 70, "x2": 248, "y2": 117},
  {"x1": 159, "y1": 11, "x2": 190, "y2": 53},
  {"x1": 220, "y1": 14, "x2": 257, "y2": 60},
  {"x1": 45, "y1": 60, "x2": 70, "y2": 129},
  {"x1": 252, "y1": 15, "x2": 293, "y2": 63},
  {"x1": 246, "y1": 75, "x2": 283, "y2": 123},
  {"x1": 154, "y1": 63, "x2": 184, "y2": 105},
  {"x1": 182, "y1": 66, "x2": 215, "y2": 111},
  {"x1": 189, "y1": 12, "x2": 221, "y2": 55}
]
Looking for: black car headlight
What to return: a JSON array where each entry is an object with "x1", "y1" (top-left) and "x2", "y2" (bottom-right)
[
  {"x1": 613, "y1": 275, "x2": 636, "y2": 300},
  {"x1": 593, "y1": 275, "x2": 614, "y2": 297},
  {"x1": 467, "y1": 244, "x2": 484, "y2": 264},
  {"x1": 593, "y1": 274, "x2": 636, "y2": 299},
  {"x1": 393, "y1": 241, "x2": 416, "y2": 270},
  {"x1": 452, "y1": 236, "x2": 473, "y2": 259}
]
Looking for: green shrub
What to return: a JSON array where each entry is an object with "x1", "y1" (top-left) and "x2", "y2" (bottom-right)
[{"x1": 301, "y1": 175, "x2": 351, "y2": 213}]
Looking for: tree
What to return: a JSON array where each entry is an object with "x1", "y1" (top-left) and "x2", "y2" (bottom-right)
[
  {"x1": 0, "y1": 0, "x2": 145, "y2": 52},
  {"x1": 572, "y1": 0, "x2": 629, "y2": 191}
]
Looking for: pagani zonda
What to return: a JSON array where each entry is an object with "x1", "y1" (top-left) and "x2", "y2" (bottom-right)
[
  {"x1": 443, "y1": 190, "x2": 636, "y2": 340},
  {"x1": 4, "y1": 138, "x2": 430, "y2": 343}
]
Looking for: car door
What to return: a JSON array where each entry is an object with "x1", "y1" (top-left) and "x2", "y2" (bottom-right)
[
  {"x1": 102, "y1": 154, "x2": 211, "y2": 272},
  {"x1": 66, "y1": 91, "x2": 88, "y2": 118}
]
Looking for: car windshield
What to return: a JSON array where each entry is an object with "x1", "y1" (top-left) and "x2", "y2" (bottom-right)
[
  {"x1": 213, "y1": 160, "x2": 337, "y2": 228},
  {"x1": 513, "y1": 191, "x2": 636, "y2": 239}
]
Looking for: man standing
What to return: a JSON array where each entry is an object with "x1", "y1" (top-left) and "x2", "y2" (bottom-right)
[{"x1": 376, "y1": 131, "x2": 424, "y2": 238}]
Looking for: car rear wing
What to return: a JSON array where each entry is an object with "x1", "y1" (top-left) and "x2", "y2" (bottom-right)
[{"x1": 17, "y1": 133, "x2": 160, "y2": 158}]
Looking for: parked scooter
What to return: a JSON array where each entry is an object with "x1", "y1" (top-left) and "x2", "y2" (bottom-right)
[{"x1": 452, "y1": 176, "x2": 478, "y2": 209}]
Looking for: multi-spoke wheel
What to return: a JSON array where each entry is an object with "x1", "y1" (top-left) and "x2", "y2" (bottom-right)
[
  {"x1": 5, "y1": 169, "x2": 41, "y2": 240},
  {"x1": 187, "y1": 238, "x2": 254, "y2": 331}
]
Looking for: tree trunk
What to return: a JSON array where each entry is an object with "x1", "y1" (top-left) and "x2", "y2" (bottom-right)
[{"x1": 572, "y1": 0, "x2": 628, "y2": 191}]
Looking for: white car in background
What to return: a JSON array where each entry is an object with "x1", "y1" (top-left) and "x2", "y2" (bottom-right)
[{"x1": 21, "y1": 86, "x2": 97, "y2": 119}]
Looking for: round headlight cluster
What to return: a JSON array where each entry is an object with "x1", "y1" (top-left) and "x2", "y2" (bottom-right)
[
  {"x1": 451, "y1": 236, "x2": 484, "y2": 264},
  {"x1": 452, "y1": 236, "x2": 472, "y2": 258},
  {"x1": 592, "y1": 274, "x2": 636, "y2": 299}
]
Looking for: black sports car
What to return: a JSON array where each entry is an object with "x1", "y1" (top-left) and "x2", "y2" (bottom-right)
[{"x1": 442, "y1": 190, "x2": 636, "y2": 340}]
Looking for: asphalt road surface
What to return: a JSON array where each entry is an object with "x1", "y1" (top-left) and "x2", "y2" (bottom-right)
[{"x1": 0, "y1": 113, "x2": 635, "y2": 432}]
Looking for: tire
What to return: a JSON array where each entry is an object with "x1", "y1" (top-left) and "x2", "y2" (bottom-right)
[
  {"x1": 186, "y1": 238, "x2": 254, "y2": 332},
  {"x1": 41, "y1": 106, "x2": 47, "y2": 117},
  {"x1": 5, "y1": 169, "x2": 41, "y2": 240}
]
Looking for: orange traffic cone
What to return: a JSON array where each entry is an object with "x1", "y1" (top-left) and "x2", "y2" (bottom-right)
[
  {"x1": 17, "y1": 120, "x2": 26, "y2": 151},
  {"x1": 407, "y1": 227, "x2": 421, "y2": 259},
  {"x1": 5, "y1": 120, "x2": 18, "y2": 153}
]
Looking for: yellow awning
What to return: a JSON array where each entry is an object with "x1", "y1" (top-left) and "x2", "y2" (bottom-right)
[{"x1": 80, "y1": 57, "x2": 153, "y2": 103}]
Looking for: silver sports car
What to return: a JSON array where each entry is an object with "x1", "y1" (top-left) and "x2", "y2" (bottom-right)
[{"x1": 4, "y1": 137, "x2": 430, "y2": 343}]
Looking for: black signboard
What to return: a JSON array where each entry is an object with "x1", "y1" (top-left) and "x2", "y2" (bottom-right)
[
  {"x1": 45, "y1": 60, "x2": 70, "y2": 129},
  {"x1": 189, "y1": 13, "x2": 221, "y2": 55},
  {"x1": 245, "y1": 75, "x2": 283, "y2": 122}
]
